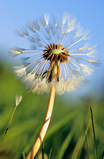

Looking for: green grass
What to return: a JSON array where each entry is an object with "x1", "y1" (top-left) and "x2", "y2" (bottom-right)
[
  {"x1": 0, "y1": 63, "x2": 104, "y2": 159},
  {"x1": 90, "y1": 107, "x2": 99, "y2": 159}
]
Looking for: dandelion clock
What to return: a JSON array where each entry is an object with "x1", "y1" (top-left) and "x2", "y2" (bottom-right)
[{"x1": 10, "y1": 13, "x2": 99, "y2": 159}]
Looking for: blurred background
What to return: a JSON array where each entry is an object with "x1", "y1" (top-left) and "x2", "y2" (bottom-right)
[{"x1": 0, "y1": 1, "x2": 104, "y2": 159}]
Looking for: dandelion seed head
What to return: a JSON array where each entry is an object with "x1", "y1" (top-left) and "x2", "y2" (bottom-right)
[{"x1": 10, "y1": 13, "x2": 99, "y2": 94}]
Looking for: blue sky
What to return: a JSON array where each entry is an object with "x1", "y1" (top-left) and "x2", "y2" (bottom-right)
[{"x1": 0, "y1": 0, "x2": 104, "y2": 97}]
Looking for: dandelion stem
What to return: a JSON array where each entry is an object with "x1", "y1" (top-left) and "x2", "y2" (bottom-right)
[{"x1": 26, "y1": 85, "x2": 56, "y2": 159}]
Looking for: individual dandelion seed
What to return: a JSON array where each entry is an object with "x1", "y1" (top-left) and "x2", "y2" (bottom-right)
[
  {"x1": 5, "y1": 95, "x2": 22, "y2": 134},
  {"x1": 10, "y1": 13, "x2": 99, "y2": 159}
]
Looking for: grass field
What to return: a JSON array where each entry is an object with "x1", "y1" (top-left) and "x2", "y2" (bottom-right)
[{"x1": 0, "y1": 62, "x2": 104, "y2": 159}]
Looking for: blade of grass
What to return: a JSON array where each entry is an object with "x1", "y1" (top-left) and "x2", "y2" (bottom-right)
[
  {"x1": 71, "y1": 120, "x2": 90, "y2": 159},
  {"x1": 22, "y1": 152, "x2": 26, "y2": 159},
  {"x1": 86, "y1": 129, "x2": 89, "y2": 159},
  {"x1": 78, "y1": 120, "x2": 91, "y2": 159},
  {"x1": 56, "y1": 126, "x2": 75, "y2": 159},
  {"x1": 90, "y1": 107, "x2": 99, "y2": 159},
  {"x1": 71, "y1": 135, "x2": 83, "y2": 159},
  {"x1": 46, "y1": 108, "x2": 81, "y2": 139},
  {"x1": 48, "y1": 148, "x2": 52, "y2": 159},
  {"x1": 102, "y1": 151, "x2": 104, "y2": 159},
  {"x1": 42, "y1": 142, "x2": 44, "y2": 159}
]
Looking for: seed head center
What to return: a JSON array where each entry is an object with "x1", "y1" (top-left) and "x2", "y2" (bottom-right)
[
  {"x1": 50, "y1": 49, "x2": 63, "y2": 55},
  {"x1": 43, "y1": 43, "x2": 69, "y2": 62}
]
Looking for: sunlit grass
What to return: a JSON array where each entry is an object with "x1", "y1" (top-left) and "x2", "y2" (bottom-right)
[
  {"x1": 0, "y1": 63, "x2": 104, "y2": 159},
  {"x1": 90, "y1": 107, "x2": 99, "y2": 159}
]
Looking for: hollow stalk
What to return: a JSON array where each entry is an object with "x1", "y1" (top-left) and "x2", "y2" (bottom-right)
[{"x1": 26, "y1": 63, "x2": 57, "y2": 159}]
